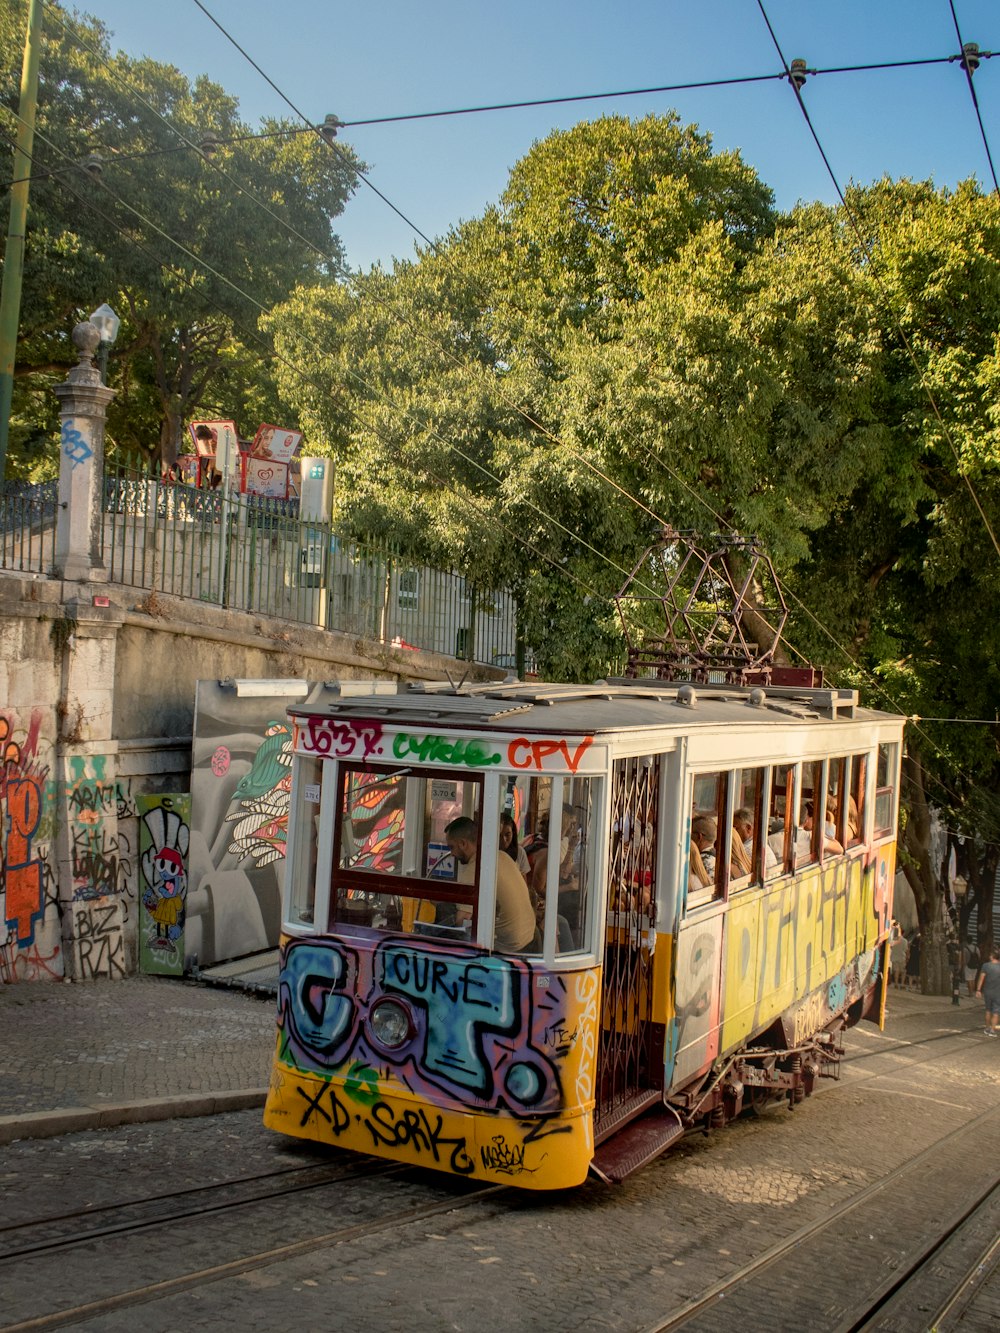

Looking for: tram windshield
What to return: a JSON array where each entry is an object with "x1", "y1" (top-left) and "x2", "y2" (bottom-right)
[
  {"x1": 296, "y1": 759, "x2": 603, "y2": 956},
  {"x1": 330, "y1": 765, "x2": 482, "y2": 940}
]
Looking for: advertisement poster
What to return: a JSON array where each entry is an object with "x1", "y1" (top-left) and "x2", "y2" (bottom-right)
[
  {"x1": 250, "y1": 424, "x2": 303, "y2": 465},
  {"x1": 245, "y1": 457, "x2": 289, "y2": 499}
]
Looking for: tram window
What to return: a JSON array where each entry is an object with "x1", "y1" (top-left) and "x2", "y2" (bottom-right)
[
  {"x1": 689, "y1": 772, "x2": 724, "y2": 904},
  {"x1": 850, "y1": 753, "x2": 867, "y2": 844},
  {"x1": 288, "y1": 754, "x2": 323, "y2": 924},
  {"x1": 331, "y1": 766, "x2": 480, "y2": 937},
  {"x1": 731, "y1": 767, "x2": 766, "y2": 888},
  {"x1": 524, "y1": 776, "x2": 600, "y2": 953},
  {"x1": 830, "y1": 756, "x2": 863, "y2": 848},
  {"x1": 796, "y1": 761, "x2": 823, "y2": 866},
  {"x1": 767, "y1": 763, "x2": 794, "y2": 876},
  {"x1": 875, "y1": 742, "x2": 899, "y2": 837}
]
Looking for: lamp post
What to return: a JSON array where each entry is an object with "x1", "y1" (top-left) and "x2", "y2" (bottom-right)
[{"x1": 88, "y1": 303, "x2": 120, "y2": 386}]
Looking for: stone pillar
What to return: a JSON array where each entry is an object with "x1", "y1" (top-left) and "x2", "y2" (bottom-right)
[
  {"x1": 53, "y1": 321, "x2": 114, "y2": 584},
  {"x1": 50, "y1": 324, "x2": 128, "y2": 978}
]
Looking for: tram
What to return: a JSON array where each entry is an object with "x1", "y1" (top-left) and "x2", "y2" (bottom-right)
[{"x1": 263, "y1": 673, "x2": 903, "y2": 1189}]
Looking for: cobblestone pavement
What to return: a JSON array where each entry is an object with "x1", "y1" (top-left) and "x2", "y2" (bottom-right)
[
  {"x1": 0, "y1": 975, "x2": 275, "y2": 1143},
  {"x1": 3, "y1": 983, "x2": 1000, "y2": 1330}
]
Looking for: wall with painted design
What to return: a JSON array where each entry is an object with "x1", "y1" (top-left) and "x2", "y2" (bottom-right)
[
  {"x1": 138, "y1": 794, "x2": 191, "y2": 976},
  {"x1": 264, "y1": 935, "x2": 600, "y2": 1188},
  {"x1": 1, "y1": 566, "x2": 503, "y2": 982},
  {"x1": 187, "y1": 681, "x2": 315, "y2": 966},
  {"x1": 0, "y1": 707, "x2": 61, "y2": 982}
]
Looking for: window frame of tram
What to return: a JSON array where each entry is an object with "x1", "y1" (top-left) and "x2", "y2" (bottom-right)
[
  {"x1": 500, "y1": 772, "x2": 601, "y2": 960},
  {"x1": 286, "y1": 752, "x2": 325, "y2": 927},
  {"x1": 685, "y1": 750, "x2": 883, "y2": 906},
  {"x1": 874, "y1": 741, "x2": 899, "y2": 839},
  {"x1": 328, "y1": 762, "x2": 485, "y2": 941}
]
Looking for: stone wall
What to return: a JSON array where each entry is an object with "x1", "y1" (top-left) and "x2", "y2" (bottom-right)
[{"x1": 0, "y1": 569, "x2": 499, "y2": 982}]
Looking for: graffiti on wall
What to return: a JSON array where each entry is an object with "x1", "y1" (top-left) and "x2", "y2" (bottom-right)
[
  {"x1": 0, "y1": 710, "x2": 61, "y2": 982},
  {"x1": 188, "y1": 682, "x2": 318, "y2": 967},
  {"x1": 138, "y1": 795, "x2": 191, "y2": 976},
  {"x1": 265, "y1": 935, "x2": 599, "y2": 1185},
  {"x1": 65, "y1": 754, "x2": 132, "y2": 905},
  {"x1": 71, "y1": 897, "x2": 126, "y2": 979}
]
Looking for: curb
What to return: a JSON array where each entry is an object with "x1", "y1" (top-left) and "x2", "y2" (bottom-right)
[{"x1": 0, "y1": 1088, "x2": 268, "y2": 1145}]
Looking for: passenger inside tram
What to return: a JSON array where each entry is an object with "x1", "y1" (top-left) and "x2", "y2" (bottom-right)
[
  {"x1": 445, "y1": 816, "x2": 535, "y2": 952},
  {"x1": 689, "y1": 815, "x2": 716, "y2": 892}
]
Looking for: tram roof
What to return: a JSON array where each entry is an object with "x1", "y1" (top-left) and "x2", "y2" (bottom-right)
[{"x1": 289, "y1": 677, "x2": 901, "y2": 737}]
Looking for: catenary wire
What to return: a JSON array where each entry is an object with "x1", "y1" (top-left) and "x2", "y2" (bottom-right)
[
  {"x1": 0, "y1": 114, "x2": 607, "y2": 603},
  {"x1": 187, "y1": 0, "x2": 1000, "y2": 648},
  {"x1": 187, "y1": 0, "x2": 437, "y2": 250},
  {"x1": 11, "y1": 8, "x2": 995, "y2": 792},
  {"x1": 40, "y1": 3, "x2": 708, "y2": 602},
  {"x1": 948, "y1": 0, "x2": 1000, "y2": 193},
  {"x1": 18, "y1": 7, "x2": 974, "y2": 733},
  {"x1": 756, "y1": 0, "x2": 1000, "y2": 570}
]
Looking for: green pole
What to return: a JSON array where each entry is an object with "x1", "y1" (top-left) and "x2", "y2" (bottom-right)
[{"x1": 0, "y1": 0, "x2": 43, "y2": 485}]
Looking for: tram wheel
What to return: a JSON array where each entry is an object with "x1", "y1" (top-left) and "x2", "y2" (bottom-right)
[{"x1": 747, "y1": 1086, "x2": 782, "y2": 1117}]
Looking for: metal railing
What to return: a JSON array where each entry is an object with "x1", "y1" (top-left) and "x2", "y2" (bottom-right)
[
  {"x1": 0, "y1": 465, "x2": 520, "y2": 667},
  {"x1": 0, "y1": 479, "x2": 57, "y2": 575}
]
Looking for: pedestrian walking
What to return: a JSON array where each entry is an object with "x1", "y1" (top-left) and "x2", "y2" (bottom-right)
[
  {"x1": 965, "y1": 939, "x2": 981, "y2": 997},
  {"x1": 975, "y1": 946, "x2": 1000, "y2": 1035},
  {"x1": 889, "y1": 922, "x2": 908, "y2": 987}
]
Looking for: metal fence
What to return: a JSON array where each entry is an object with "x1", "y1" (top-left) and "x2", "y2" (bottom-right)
[
  {"x1": 0, "y1": 479, "x2": 57, "y2": 575},
  {"x1": 0, "y1": 466, "x2": 519, "y2": 667}
]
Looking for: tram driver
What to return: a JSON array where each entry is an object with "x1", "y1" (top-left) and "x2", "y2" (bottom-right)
[{"x1": 445, "y1": 816, "x2": 536, "y2": 953}]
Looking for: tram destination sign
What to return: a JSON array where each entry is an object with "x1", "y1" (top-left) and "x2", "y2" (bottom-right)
[{"x1": 293, "y1": 715, "x2": 601, "y2": 774}]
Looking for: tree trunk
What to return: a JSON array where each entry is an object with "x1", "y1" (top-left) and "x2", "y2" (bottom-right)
[{"x1": 899, "y1": 751, "x2": 951, "y2": 993}]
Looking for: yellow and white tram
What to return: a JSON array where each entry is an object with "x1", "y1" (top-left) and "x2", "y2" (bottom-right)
[{"x1": 264, "y1": 677, "x2": 903, "y2": 1189}]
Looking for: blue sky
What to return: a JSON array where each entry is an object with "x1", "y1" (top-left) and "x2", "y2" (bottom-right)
[{"x1": 75, "y1": 0, "x2": 1000, "y2": 273}]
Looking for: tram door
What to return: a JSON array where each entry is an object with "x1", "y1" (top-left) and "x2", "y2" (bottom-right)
[{"x1": 594, "y1": 755, "x2": 661, "y2": 1138}]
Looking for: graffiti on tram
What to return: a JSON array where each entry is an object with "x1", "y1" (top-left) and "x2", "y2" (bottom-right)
[{"x1": 271, "y1": 936, "x2": 598, "y2": 1175}]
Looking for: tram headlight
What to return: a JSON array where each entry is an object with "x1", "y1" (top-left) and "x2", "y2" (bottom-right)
[{"x1": 368, "y1": 998, "x2": 414, "y2": 1051}]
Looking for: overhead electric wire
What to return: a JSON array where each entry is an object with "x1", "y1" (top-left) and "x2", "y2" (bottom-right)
[
  {"x1": 756, "y1": 0, "x2": 1000, "y2": 573},
  {"x1": 38, "y1": 2, "x2": 357, "y2": 279},
  {"x1": 0, "y1": 111, "x2": 609, "y2": 603},
  {"x1": 14, "y1": 1, "x2": 999, "y2": 792},
  {"x1": 948, "y1": 0, "x2": 1000, "y2": 193},
  {"x1": 87, "y1": 0, "x2": 994, "y2": 750},
  {"x1": 188, "y1": 0, "x2": 437, "y2": 251}
]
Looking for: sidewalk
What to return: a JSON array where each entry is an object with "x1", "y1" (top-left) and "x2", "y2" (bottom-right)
[
  {"x1": 0, "y1": 975, "x2": 276, "y2": 1145},
  {"x1": 0, "y1": 974, "x2": 986, "y2": 1148}
]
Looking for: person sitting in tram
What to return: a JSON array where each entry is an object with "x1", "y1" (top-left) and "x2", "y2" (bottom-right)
[
  {"x1": 445, "y1": 816, "x2": 536, "y2": 952},
  {"x1": 499, "y1": 811, "x2": 531, "y2": 882},
  {"x1": 689, "y1": 815, "x2": 717, "y2": 891},
  {"x1": 734, "y1": 807, "x2": 778, "y2": 875},
  {"x1": 530, "y1": 808, "x2": 582, "y2": 933},
  {"x1": 797, "y1": 802, "x2": 844, "y2": 860}
]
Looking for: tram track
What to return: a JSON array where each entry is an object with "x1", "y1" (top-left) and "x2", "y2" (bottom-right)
[
  {"x1": 0, "y1": 1168, "x2": 510, "y2": 1333},
  {"x1": 0, "y1": 1156, "x2": 406, "y2": 1261},
  {"x1": 641, "y1": 1099, "x2": 1000, "y2": 1332},
  {"x1": 847, "y1": 1176, "x2": 1000, "y2": 1330}
]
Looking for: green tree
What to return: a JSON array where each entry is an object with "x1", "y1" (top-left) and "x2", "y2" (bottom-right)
[
  {"x1": 0, "y1": 1, "x2": 360, "y2": 474},
  {"x1": 269, "y1": 113, "x2": 778, "y2": 677}
]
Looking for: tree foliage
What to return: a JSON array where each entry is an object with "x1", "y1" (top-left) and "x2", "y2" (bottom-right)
[
  {"x1": 0, "y1": 0, "x2": 360, "y2": 474},
  {"x1": 271, "y1": 113, "x2": 1000, "y2": 978}
]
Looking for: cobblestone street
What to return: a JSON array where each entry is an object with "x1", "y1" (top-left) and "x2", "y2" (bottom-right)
[{"x1": 4, "y1": 986, "x2": 1000, "y2": 1330}]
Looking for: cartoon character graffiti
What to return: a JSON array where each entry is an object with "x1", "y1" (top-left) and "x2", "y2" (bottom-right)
[{"x1": 140, "y1": 805, "x2": 189, "y2": 955}]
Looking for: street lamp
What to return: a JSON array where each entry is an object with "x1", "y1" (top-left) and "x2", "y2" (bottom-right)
[{"x1": 88, "y1": 303, "x2": 120, "y2": 385}]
